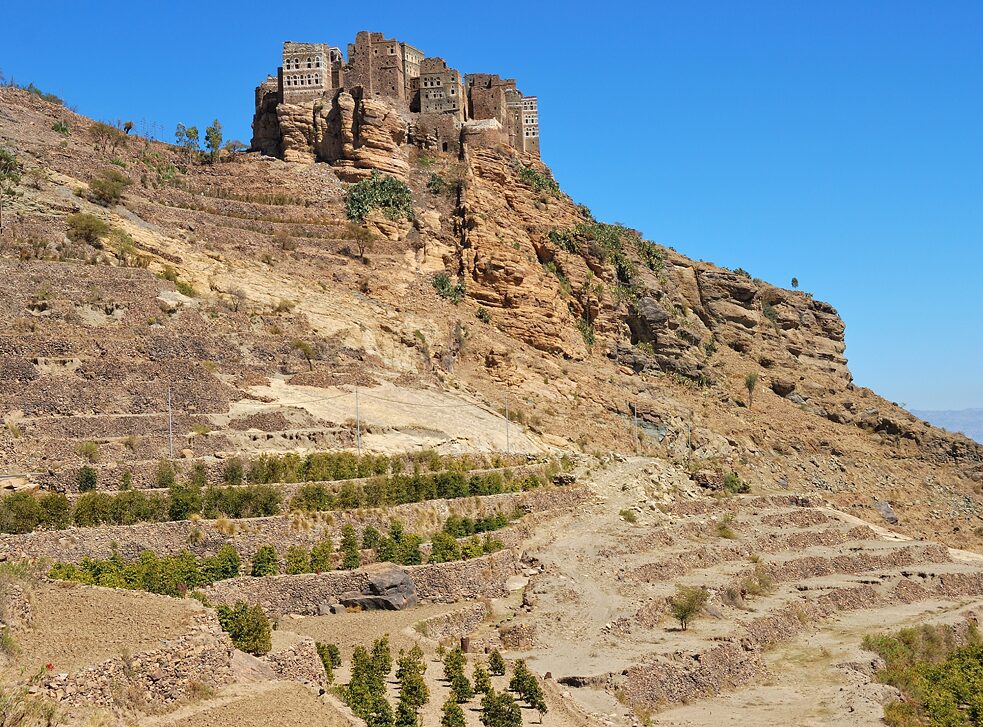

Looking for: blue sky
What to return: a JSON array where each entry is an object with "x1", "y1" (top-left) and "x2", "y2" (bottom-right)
[{"x1": 3, "y1": 1, "x2": 981, "y2": 409}]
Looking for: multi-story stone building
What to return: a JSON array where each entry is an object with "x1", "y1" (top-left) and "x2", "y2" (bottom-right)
[{"x1": 252, "y1": 32, "x2": 540, "y2": 159}]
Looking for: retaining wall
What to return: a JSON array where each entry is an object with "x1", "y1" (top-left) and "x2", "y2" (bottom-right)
[
  {"x1": 0, "y1": 485, "x2": 588, "y2": 565},
  {"x1": 200, "y1": 548, "x2": 521, "y2": 618}
]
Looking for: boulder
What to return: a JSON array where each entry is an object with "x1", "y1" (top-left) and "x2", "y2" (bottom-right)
[{"x1": 339, "y1": 564, "x2": 417, "y2": 611}]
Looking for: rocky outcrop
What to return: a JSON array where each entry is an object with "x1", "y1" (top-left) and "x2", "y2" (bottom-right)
[{"x1": 262, "y1": 91, "x2": 410, "y2": 179}]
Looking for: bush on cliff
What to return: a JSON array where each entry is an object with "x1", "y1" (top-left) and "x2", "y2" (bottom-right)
[
  {"x1": 216, "y1": 601, "x2": 271, "y2": 655},
  {"x1": 87, "y1": 167, "x2": 132, "y2": 206},
  {"x1": 345, "y1": 172, "x2": 414, "y2": 223}
]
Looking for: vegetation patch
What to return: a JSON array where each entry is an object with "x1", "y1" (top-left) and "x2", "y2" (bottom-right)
[
  {"x1": 433, "y1": 272, "x2": 465, "y2": 303},
  {"x1": 345, "y1": 172, "x2": 414, "y2": 222},
  {"x1": 863, "y1": 623, "x2": 983, "y2": 726}
]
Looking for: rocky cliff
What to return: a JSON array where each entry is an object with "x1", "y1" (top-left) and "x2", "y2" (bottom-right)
[
  {"x1": 253, "y1": 89, "x2": 410, "y2": 180},
  {"x1": 0, "y1": 85, "x2": 980, "y2": 550}
]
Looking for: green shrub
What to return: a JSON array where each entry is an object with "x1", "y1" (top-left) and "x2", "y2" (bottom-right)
[
  {"x1": 216, "y1": 601, "x2": 271, "y2": 655},
  {"x1": 87, "y1": 168, "x2": 132, "y2": 206},
  {"x1": 345, "y1": 172, "x2": 414, "y2": 222},
  {"x1": 315, "y1": 642, "x2": 336, "y2": 683},
  {"x1": 250, "y1": 545, "x2": 278, "y2": 576},
  {"x1": 476, "y1": 306, "x2": 491, "y2": 323},
  {"x1": 310, "y1": 538, "x2": 333, "y2": 572},
  {"x1": 863, "y1": 624, "x2": 983, "y2": 726},
  {"x1": 426, "y1": 173, "x2": 445, "y2": 194},
  {"x1": 480, "y1": 689, "x2": 522, "y2": 727},
  {"x1": 428, "y1": 531, "x2": 461, "y2": 563},
  {"x1": 202, "y1": 544, "x2": 240, "y2": 582},
  {"x1": 156, "y1": 460, "x2": 177, "y2": 488},
  {"x1": 52, "y1": 120, "x2": 70, "y2": 136},
  {"x1": 222, "y1": 457, "x2": 244, "y2": 485},
  {"x1": 515, "y1": 162, "x2": 560, "y2": 195},
  {"x1": 77, "y1": 465, "x2": 97, "y2": 492},
  {"x1": 576, "y1": 316, "x2": 595, "y2": 346},
  {"x1": 432, "y1": 273, "x2": 465, "y2": 304},
  {"x1": 723, "y1": 472, "x2": 749, "y2": 494},
  {"x1": 441, "y1": 697, "x2": 466, "y2": 727},
  {"x1": 488, "y1": 649, "x2": 506, "y2": 676},
  {"x1": 65, "y1": 212, "x2": 109, "y2": 243},
  {"x1": 202, "y1": 484, "x2": 280, "y2": 518},
  {"x1": 340, "y1": 524, "x2": 360, "y2": 570},
  {"x1": 168, "y1": 483, "x2": 202, "y2": 520},
  {"x1": 284, "y1": 545, "x2": 311, "y2": 575},
  {"x1": 619, "y1": 509, "x2": 638, "y2": 524}
]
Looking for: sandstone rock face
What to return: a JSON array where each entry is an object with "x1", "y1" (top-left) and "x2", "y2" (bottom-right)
[{"x1": 265, "y1": 92, "x2": 410, "y2": 179}]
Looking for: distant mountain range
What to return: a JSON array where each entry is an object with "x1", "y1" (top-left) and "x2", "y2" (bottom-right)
[{"x1": 912, "y1": 409, "x2": 983, "y2": 443}]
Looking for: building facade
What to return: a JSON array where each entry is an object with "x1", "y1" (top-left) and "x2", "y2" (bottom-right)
[{"x1": 254, "y1": 32, "x2": 541, "y2": 158}]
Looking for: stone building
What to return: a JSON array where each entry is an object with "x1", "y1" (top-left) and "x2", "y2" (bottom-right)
[
  {"x1": 251, "y1": 31, "x2": 541, "y2": 162},
  {"x1": 345, "y1": 32, "x2": 422, "y2": 103},
  {"x1": 419, "y1": 58, "x2": 466, "y2": 120}
]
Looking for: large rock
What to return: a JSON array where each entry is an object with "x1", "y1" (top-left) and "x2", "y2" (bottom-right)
[{"x1": 339, "y1": 564, "x2": 417, "y2": 611}]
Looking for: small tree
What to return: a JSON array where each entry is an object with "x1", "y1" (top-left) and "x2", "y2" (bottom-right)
[
  {"x1": 89, "y1": 121, "x2": 126, "y2": 154},
  {"x1": 395, "y1": 697, "x2": 418, "y2": 727},
  {"x1": 473, "y1": 662, "x2": 492, "y2": 694},
  {"x1": 77, "y1": 465, "x2": 97, "y2": 492},
  {"x1": 315, "y1": 642, "x2": 336, "y2": 684},
  {"x1": 204, "y1": 119, "x2": 223, "y2": 163},
  {"x1": 429, "y1": 531, "x2": 461, "y2": 563},
  {"x1": 791, "y1": 277, "x2": 799, "y2": 289},
  {"x1": 223, "y1": 139, "x2": 247, "y2": 159},
  {"x1": 310, "y1": 537, "x2": 334, "y2": 572},
  {"x1": 396, "y1": 645, "x2": 429, "y2": 712},
  {"x1": 340, "y1": 523, "x2": 361, "y2": 569},
  {"x1": 441, "y1": 697, "x2": 466, "y2": 727},
  {"x1": 669, "y1": 585, "x2": 708, "y2": 631},
  {"x1": 284, "y1": 545, "x2": 311, "y2": 574},
  {"x1": 480, "y1": 689, "x2": 522, "y2": 727},
  {"x1": 290, "y1": 339, "x2": 316, "y2": 371},
  {"x1": 371, "y1": 635, "x2": 393, "y2": 677},
  {"x1": 223, "y1": 457, "x2": 244, "y2": 485},
  {"x1": 216, "y1": 600, "x2": 271, "y2": 655},
  {"x1": 744, "y1": 372, "x2": 759, "y2": 410},
  {"x1": 250, "y1": 544, "x2": 278, "y2": 576},
  {"x1": 451, "y1": 672, "x2": 473, "y2": 703},
  {"x1": 488, "y1": 649, "x2": 506, "y2": 676},
  {"x1": 345, "y1": 221, "x2": 375, "y2": 261}
]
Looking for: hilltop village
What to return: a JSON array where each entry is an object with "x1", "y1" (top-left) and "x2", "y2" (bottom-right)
[{"x1": 251, "y1": 31, "x2": 539, "y2": 172}]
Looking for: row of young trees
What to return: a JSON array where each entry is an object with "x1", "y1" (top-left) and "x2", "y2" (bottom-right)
[
  {"x1": 174, "y1": 121, "x2": 245, "y2": 164},
  {"x1": 48, "y1": 512, "x2": 513, "y2": 594},
  {"x1": 343, "y1": 637, "x2": 546, "y2": 727}
]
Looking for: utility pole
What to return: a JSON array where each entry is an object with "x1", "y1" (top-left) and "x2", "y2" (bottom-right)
[
  {"x1": 167, "y1": 387, "x2": 174, "y2": 459},
  {"x1": 633, "y1": 401, "x2": 640, "y2": 454},
  {"x1": 355, "y1": 386, "x2": 362, "y2": 455},
  {"x1": 505, "y1": 387, "x2": 510, "y2": 456}
]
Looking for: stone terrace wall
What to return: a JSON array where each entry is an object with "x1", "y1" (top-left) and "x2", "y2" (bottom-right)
[
  {"x1": 43, "y1": 612, "x2": 234, "y2": 708},
  {"x1": 200, "y1": 549, "x2": 520, "y2": 618},
  {"x1": 264, "y1": 639, "x2": 328, "y2": 687},
  {"x1": 0, "y1": 485, "x2": 588, "y2": 564},
  {"x1": 415, "y1": 602, "x2": 489, "y2": 641}
]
